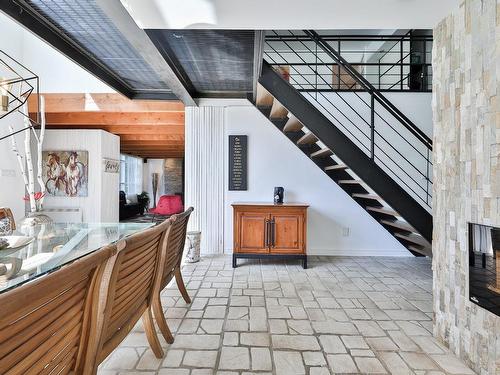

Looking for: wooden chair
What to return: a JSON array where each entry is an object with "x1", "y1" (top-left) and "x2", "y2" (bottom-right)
[
  {"x1": 0, "y1": 207, "x2": 16, "y2": 232},
  {"x1": 152, "y1": 207, "x2": 194, "y2": 343},
  {"x1": 91, "y1": 219, "x2": 171, "y2": 369},
  {"x1": 0, "y1": 243, "x2": 115, "y2": 375}
]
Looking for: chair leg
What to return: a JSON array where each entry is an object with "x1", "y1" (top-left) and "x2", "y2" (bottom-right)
[
  {"x1": 142, "y1": 308, "x2": 164, "y2": 358},
  {"x1": 174, "y1": 266, "x2": 191, "y2": 304},
  {"x1": 152, "y1": 292, "x2": 175, "y2": 344}
]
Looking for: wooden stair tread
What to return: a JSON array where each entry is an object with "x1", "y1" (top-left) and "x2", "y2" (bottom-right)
[
  {"x1": 270, "y1": 99, "x2": 288, "y2": 119},
  {"x1": 338, "y1": 179, "x2": 363, "y2": 185},
  {"x1": 352, "y1": 193, "x2": 381, "y2": 200},
  {"x1": 394, "y1": 232, "x2": 430, "y2": 247},
  {"x1": 366, "y1": 206, "x2": 399, "y2": 216},
  {"x1": 283, "y1": 116, "x2": 303, "y2": 132},
  {"x1": 311, "y1": 148, "x2": 333, "y2": 158},
  {"x1": 256, "y1": 84, "x2": 274, "y2": 107},
  {"x1": 325, "y1": 164, "x2": 347, "y2": 171},
  {"x1": 297, "y1": 132, "x2": 318, "y2": 145},
  {"x1": 408, "y1": 244, "x2": 432, "y2": 257},
  {"x1": 381, "y1": 219, "x2": 415, "y2": 232}
]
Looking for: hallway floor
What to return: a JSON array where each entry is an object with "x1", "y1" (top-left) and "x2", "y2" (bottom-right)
[{"x1": 98, "y1": 256, "x2": 475, "y2": 375}]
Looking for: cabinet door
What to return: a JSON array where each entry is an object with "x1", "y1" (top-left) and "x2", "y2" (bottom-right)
[
  {"x1": 270, "y1": 213, "x2": 304, "y2": 253},
  {"x1": 236, "y1": 212, "x2": 270, "y2": 253}
]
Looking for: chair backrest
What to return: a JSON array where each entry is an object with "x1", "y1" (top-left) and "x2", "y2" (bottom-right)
[
  {"x1": 0, "y1": 244, "x2": 115, "y2": 375},
  {"x1": 161, "y1": 207, "x2": 193, "y2": 288},
  {"x1": 0, "y1": 207, "x2": 16, "y2": 232},
  {"x1": 95, "y1": 220, "x2": 170, "y2": 362},
  {"x1": 154, "y1": 195, "x2": 184, "y2": 216}
]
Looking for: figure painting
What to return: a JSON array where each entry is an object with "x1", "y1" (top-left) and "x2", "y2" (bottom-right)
[{"x1": 42, "y1": 151, "x2": 88, "y2": 197}]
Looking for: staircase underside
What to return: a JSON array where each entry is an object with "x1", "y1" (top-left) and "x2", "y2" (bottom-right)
[{"x1": 255, "y1": 68, "x2": 432, "y2": 257}]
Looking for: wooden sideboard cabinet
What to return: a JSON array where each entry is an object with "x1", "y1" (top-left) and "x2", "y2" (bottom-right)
[{"x1": 232, "y1": 203, "x2": 308, "y2": 269}]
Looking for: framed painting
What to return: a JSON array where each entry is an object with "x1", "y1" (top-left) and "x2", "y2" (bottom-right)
[{"x1": 42, "y1": 150, "x2": 89, "y2": 197}]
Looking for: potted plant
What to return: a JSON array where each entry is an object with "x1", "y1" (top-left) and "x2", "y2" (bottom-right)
[{"x1": 138, "y1": 191, "x2": 150, "y2": 213}]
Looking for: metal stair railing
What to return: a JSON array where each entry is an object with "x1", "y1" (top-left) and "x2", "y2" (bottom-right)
[{"x1": 263, "y1": 30, "x2": 433, "y2": 209}]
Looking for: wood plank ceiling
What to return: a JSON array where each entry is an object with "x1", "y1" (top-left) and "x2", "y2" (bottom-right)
[{"x1": 28, "y1": 94, "x2": 185, "y2": 159}]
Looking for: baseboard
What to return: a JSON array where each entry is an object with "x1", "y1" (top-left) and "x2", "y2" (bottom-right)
[{"x1": 222, "y1": 248, "x2": 412, "y2": 257}]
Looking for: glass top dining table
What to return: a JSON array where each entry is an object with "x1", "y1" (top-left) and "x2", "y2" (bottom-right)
[{"x1": 0, "y1": 222, "x2": 153, "y2": 294}]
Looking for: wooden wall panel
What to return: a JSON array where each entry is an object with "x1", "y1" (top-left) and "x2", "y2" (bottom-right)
[{"x1": 28, "y1": 94, "x2": 185, "y2": 159}]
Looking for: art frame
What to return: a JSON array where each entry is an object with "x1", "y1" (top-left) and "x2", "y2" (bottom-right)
[{"x1": 42, "y1": 150, "x2": 89, "y2": 197}]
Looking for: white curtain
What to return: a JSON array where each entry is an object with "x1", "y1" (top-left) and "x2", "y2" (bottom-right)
[
  {"x1": 120, "y1": 154, "x2": 143, "y2": 195},
  {"x1": 185, "y1": 106, "x2": 225, "y2": 254}
]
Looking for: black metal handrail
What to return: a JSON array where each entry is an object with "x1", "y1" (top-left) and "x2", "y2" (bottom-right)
[
  {"x1": 263, "y1": 30, "x2": 433, "y2": 208},
  {"x1": 266, "y1": 31, "x2": 432, "y2": 93}
]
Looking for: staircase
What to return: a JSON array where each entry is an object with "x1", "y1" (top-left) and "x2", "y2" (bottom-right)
[{"x1": 254, "y1": 31, "x2": 433, "y2": 257}]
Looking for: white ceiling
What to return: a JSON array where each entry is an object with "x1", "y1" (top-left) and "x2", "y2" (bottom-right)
[{"x1": 120, "y1": 0, "x2": 460, "y2": 30}]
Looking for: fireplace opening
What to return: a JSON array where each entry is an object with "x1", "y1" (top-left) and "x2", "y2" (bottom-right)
[{"x1": 468, "y1": 222, "x2": 500, "y2": 316}]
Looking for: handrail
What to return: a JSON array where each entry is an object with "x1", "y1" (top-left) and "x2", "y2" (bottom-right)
[
  {"x1": 263, "y1": 30, "x2": 433, "y2": 208},
  {"x1": 304, "y1": 30, "x2": 433, "y2": 150}
]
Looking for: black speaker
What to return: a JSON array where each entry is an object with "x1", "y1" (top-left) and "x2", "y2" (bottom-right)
[{"x1": 274, "y1": 187, "x2": 284, "y2": 204}]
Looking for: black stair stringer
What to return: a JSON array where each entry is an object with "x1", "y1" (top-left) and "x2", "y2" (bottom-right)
[{"x1": 258, "y1": 62, "x2": 433, "y2": 243}]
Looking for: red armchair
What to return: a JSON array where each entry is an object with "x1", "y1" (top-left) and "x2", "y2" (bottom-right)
[{"x1": 149, "y1": 195, "x2": 184, "y2": 219}]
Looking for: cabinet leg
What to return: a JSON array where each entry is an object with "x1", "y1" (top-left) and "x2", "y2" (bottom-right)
[
  {"x1": 232, "y1": 254, "x2": 237, "y2": 268},
  {"x1": 302, "y1": 256, "x2": 307, "y2": 269}
]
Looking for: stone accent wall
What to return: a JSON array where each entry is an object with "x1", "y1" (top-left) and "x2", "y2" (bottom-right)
[
  {"x1": 163, "y1": 158, "x2": 183, "y2": 195},
  {"x1": 432, "y1": 1, "x2": 500, "y2": 373}
]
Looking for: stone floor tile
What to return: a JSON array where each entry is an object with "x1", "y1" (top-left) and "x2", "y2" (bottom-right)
[
  {"x1": 251, "y1": 347, "x2": 272, "y2": 371},
  {"x1": 269, "y1": 319, "x2": 288, "y2": 334},
  {"x1": 182, "y1": 350, "x2": 218, "y2": 368},
  {"x1": 366, "y1": 337, "x2": 398, "y2": 351},
  {"x1": 274, "y1": 351, "x2": 306, "y2": 375},
  {"x1": 267, "y1": 306, "x2": 292, "y2": 319},
  {"x1": 227, "y1": 306, "x2": 249, "y2": 319},
  {"x1": 162, "y1": 349, "x2": 184, "y2": 368},
  {"x1": 303, "y1": 351, "x2": 327, "y2": 366},
  {"x1": 178, "y1": 318, "x2": 200, "y2": 333},
  {"x1": 158, "y1": 369, "x2": 190, "y2": 375},
  {"x1": 326, "y1": 354, "x2": 358, "y2": 373},
  {"x1": 240, "y1": 332, "x2": 270, "y2": 346},
  {"x1": 312, "y1": 321, "x2": 358, "y2": 334},
  {"x1": 400, "y1": 352, "x2": 438, "y2": 370},
  {"x1": 222, "y1": 332, "x2": 239, "y2": 346},
  {"x1": 377, "y1": 352, "x2": 413, "y2": 375},
  {"x1": 351, "y1": 349, "x2": 375, "y2": 357},
  {"x1": 204, "y1": 306, "x2": 227, "y2": 318},
  {"x1": 171, "y1": 335, "x2": 221, "y2": 350},
  {"x1": 319, "y1": 335, "x2": 346, "y2": 354},
  {"x1": 219, "y1": 347, "x2": 250, "y2": 370},
  {"x1": 200, "y1": 319, "x2": 224, "y2": 334},
  {"x1": 287, "y1": 319, "x2": 314, "y2": 335},
  {"x1": 341, "y1": 335, "x2": 369, "y2": 349},
  {"x1": 355, "y1": 357, "x2": 388, "y2": 374},
  {"x1": 388, "y1": 331, "x2": 420, "y2": 351},
  {"x1": 272, "y1": 334, "x2": 321, "y2": 350},
  {"x1": 136, "y1": 349, "x2": 163, "y2": 370},
  {"x1": 102, "y1": 348, "x2": 139, "y2": 370},
  {"x1": 430, "y1": 354, "x2": 476, "y2": 374},
  {"x1": 225, "y1": 319, "x2": 249, "y2": 331},
  {"x1": 309, "y1": 367, "x2": 331, "y2": 375}
]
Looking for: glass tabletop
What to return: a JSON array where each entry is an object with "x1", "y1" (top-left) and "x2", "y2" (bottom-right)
[{"x1": 0, "y1": 222, "x2": 154, "y2": 294}]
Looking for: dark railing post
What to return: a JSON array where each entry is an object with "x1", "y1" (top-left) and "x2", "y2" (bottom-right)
[
  {"x1": 400, "y1": 40, "x2": 404, "y2": 90},
  {"x1": 426, "y1": 148, "x2": 430, "y2": 204},
  {"x1": 370, "y1": 94, "x2": 375, "y2": 160}
]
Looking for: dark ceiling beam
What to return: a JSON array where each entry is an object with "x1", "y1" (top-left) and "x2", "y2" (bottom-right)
[
  {"x1": 0, "y1": 0, "x2": 136, "y2": 98},
  {"x1": 96, "y1": 0, "x2": 197, "y2": 106}
]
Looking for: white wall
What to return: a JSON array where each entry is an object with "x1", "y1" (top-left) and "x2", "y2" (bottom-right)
[
  {"x1": 184, "y1": 100, "x2": 410, "y2": 256},
  {"x1": 0, "y1": 13, "x2": 114, "y2": 221},
  {"x1": 42, "y1": 130, "x2": 120, "y2": 222},
  {"x1": 304, "y1": 91, "x2": 433, "y2": 209},
  {"x1": 223, "y1": 103, "x2": 409, "y2": 256}
]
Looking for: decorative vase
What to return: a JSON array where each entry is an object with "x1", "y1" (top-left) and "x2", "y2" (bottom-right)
[
  {"x1": 19, "y1": 211, "x2": 53, "y2": 229},
  {"x1": 185, "y1": 231, "x2": 201, "y2": 263}
]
